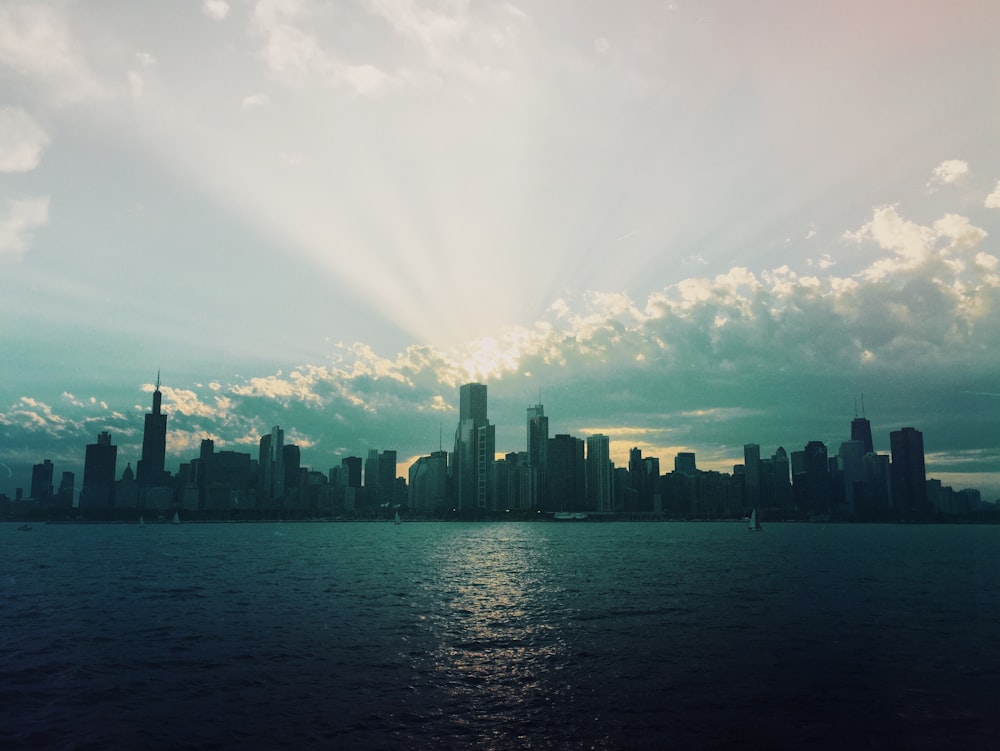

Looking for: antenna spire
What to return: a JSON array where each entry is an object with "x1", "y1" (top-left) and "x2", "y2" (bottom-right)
[{"x1": 156, "y1": 369, "x2": 161, "y2": 391}]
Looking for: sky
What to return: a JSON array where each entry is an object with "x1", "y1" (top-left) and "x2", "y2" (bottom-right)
[{"x1": 1, "y1": 0, "x2": 999, "y2": 502}]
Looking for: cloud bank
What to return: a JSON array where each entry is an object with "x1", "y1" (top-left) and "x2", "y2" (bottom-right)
[{"x1": 2, "y1": 199, "x2": 998, "y2": 497}]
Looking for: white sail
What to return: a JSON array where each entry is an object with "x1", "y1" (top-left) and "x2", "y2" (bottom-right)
[
  {"x1": 394, "y1": 510, "x2": 401, "y2": 525},
  {"x1": 172, "y1": 511, "x2": 180, "y2": 525}
]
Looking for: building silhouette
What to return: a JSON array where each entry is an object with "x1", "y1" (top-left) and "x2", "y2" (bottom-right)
[
  {"x1": 527, "y1": 402, "x2": 548, "y2": 502},
  {"x1": 890, "y1": 427, "x2": 927, "y2": 514},
  {"x1": 585, "y1": 434, "x2": 613, "y2": 512},
  {"x1": 851, "y1": 416, "x2": 875, "y2": 455},
  {"x1": 409, "y1": 450, "x2": 448, "y2": 512},
  {"x1": 548, "y1": 434, "x2": 585, "y2": 511},
  {"x1": 80, "y1": 431, "x2": 117, "y2": 508},
  {"x1": 772, "y1": 447, "x2": 792, "y2": 510},
  {"x1": 743, "y1": 444, "x2": 761, "y2": 509},
  {"x1": 453, "y1": 383, "x2": 495, "y2": 512},
  {"x1": 30, "y1": 459, "x2": 54, "y2": 504},
  {"x1": 136, "y1": 373, "x2": 168, "y2": 489},
  {"x1": 57, "y1": 471, "x2": 74, "y2": 507},
  {"x1": 258, "y1": 425, "x2": 285, "y2": 507}
]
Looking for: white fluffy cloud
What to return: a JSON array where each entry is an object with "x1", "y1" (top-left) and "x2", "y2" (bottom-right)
[
  {"x1": 927, "y1": 159, "x2": 969, "y2": 190},
  {"x1": 0, "y1": 196, "x2": 49, "y2": 258},
  {"x1": 986, "y1": 180, "x2": 1000, "y2": 209},
  {"x1": 0, "y1": 107, "x2": 49, "y2": 172}
]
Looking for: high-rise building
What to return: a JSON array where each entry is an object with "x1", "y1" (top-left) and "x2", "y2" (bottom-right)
[
  {"x1": 378, "y1": 450, "x2": 398, "y2": 506},
  {"x1": 674, "y1": 452, "x2": 697, "y2": 476},
  {"x1": 801, "y1": 440, "x2": 831, "y2": 515},
  {"x1": 743, "y1": 444, "x2": 761, "y2": 510},
  {"x1": 548, "y1": 434, "x2": 585, "y2": 511},
  {"x1": 137, "y1": 373, "x2": 168, "y2": 489},
  {"x1": 585, "y1": 434, "x2": 612, "y2": 512},
  {"x1": 526, "y1": 402, "x2": 549, "y2": 504},
  {"x1": 409, "y1": 450, "x2": 448, "y2": 512},
  {"x1": 57, "y1": 471, "x2": 75, "y2": 508},
  {"x1": 890, "y1": 427, "x2": 927, "y2": 513},
  {"x1": 258, "y1": 425, "x2": 285, "y2": 506},
  {"x1": 453, "y1": 383, "x2": 495, "y2": 511},
  {"x1": 526, "y1": 403, "x2": 548, "y2": 468},
  {"x1": 80, "y1": 431, "x2": 117, "y2": 508},
  {"x1": 30, "y1": 459, "x2": 54, "y2": 503},
  {"x1": 341, "y1": 456, "x2": 362, "y2": 489},
  {"x1": 461, "y1": 383, "x2": 488, "y2": 425},
  {"x1": 851, "y1": 417, "x2": 875, "y2": 455},
  {"x1": 838, "y1": 440, "x2": 866, "y2": 514},
  {"x1": 627, "y1": 447, "x2": 645, "y2": 512},
  {"x1": 772, "y1": 447, "x2": 792, "y2": 509}
]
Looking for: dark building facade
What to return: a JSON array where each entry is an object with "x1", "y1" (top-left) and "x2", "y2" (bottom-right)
[
  {"x1": 453, "y1": 383, "x2": 495, "y2": 512},
  {"x1": 137, "y1": 373, "x2": 168, "y2": 489},
  {"x1": 30, "y1": 459, "x2": 54, "y2": 504},
  {"x1": 890, "y1": 427, "x2": 928, "y2": 514},
  {"x1": 80, "y1": 431, "x2": 117, "y2": 508},
  {"x1": 547, "y1": 434, "x2": 585, "y2": 511}
]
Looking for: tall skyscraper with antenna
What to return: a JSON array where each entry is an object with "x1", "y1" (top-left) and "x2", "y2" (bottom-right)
[
  {"x1": 137, "y1": 372, "x2": 168, "y2": 489},
  {"x1": 851, "y1": 394, "x2": 874, "y2": 454}
]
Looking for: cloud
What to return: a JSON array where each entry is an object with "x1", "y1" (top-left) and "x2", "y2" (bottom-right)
[
  {"x1": 0, "y1": 196, "x2": 49, "y2": 259},
  {"x1": 0, "y1": 4, "x2": 108, "y2": 104},
  {"x1": 203, "y1": 0, "x2": 231, "y2": 21},
  {"x1": 135, "y1": 51, "x2": 157, "y2": 67},
  {"x1": 0, "y1": 107, "x2": 50, "y2": 172},
  {"x1": 927, "y1": 159, "x2": 968, "y2": 191},
  {"x1": 986, "y1": 180, "x2": 1000, "y2": 209},
  {"x1": 241, "y1": 92, "x2": 271, "y2": 108}
]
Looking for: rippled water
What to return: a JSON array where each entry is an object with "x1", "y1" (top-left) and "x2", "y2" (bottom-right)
[{"x1": 3, "y1": 521, "x2": 1000, "y2": 749}]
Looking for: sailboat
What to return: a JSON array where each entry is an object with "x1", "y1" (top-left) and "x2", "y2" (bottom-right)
[
  {"x1": 139, "y1": 515, "x2": 145, "y2": 527},
  {"x1": 394, "y1": 510, "x2": 401, "y2": 526},
  {"x1": 748, "y1": 508, "x2": 762, "y2": 531},
  {"x1": 172, "y1": 511, "x2": 180, "y2": 525}
]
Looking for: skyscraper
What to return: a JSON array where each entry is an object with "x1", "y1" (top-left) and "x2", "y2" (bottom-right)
[
  {"x1": 586, "y1": 434, "x2": 612, "y2": 512},
  {"x1": 137, "y1": 372, "x2": 168, "y2": 489},
  {"x1": 851, "y1": 395, "x2": 875, "y2": 455},
  {"x1": 30, "y1": 459, "x2": 54, "y2": 503},
  {"x1": 80, "y1": 431, "x2": 117, "y2": 508},
  {"x1": 258, "y1": 425, "x2": 285, "y2": 506},
  {"x1": 838, "y1": 440, "x2": 866, "y2": 514},
  {"x1": 548, "y1": 434, "x2": 585, "y2": 511},
  {"x1": 526, "y1": 402, "x2": 548, "y2": 503},
  {"x1": 743, "y1": 444, "x2": 761, "y2": 509},
  {"x1": 461, "y1": 383, "x2": 488, "y2": 425},
  {"x1": 772, "y1": 447, "x2": 792, "y2": 509},
  {"x1": 890, "y1": 427, "x2": 927, "y2": 514},
  {"x1": 453, "y1": 383, "x2": 494, "y2": 511},
  {"x1": 851, "y1": 417, "x2": 875, "y2": 455}
]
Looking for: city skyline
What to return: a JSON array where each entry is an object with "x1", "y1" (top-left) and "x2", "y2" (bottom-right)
[
  {"x1": 2, "y1": 2, "x2": 998, "y2": 500},
  {"x1": 4, "y1": 375, "x2": 995, "y2": 510}
]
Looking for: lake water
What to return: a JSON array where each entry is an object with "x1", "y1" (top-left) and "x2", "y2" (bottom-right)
[{"x1": 3, "y1": 521, "x2": 999, "y2": 749}]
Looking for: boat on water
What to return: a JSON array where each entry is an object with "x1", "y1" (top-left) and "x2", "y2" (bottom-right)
[
  {"x1": 394, "y1": 510, "x2": 401, "y2": 525},
  {"x1": 552, "y1": 512, "x2": 589, "y2": 520},
  {"x1": 748, "y1": 508, "x2": 762, "y2": 531},
  {"x1": 139, "y1": 515, "x2": 145, "y2": 527},
  {"x1": 172, "y1": 511, "x2": 180, "y2": 525},
  {"x1": 17, "y1": 523, "x2": 32, "y2": 531}
]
